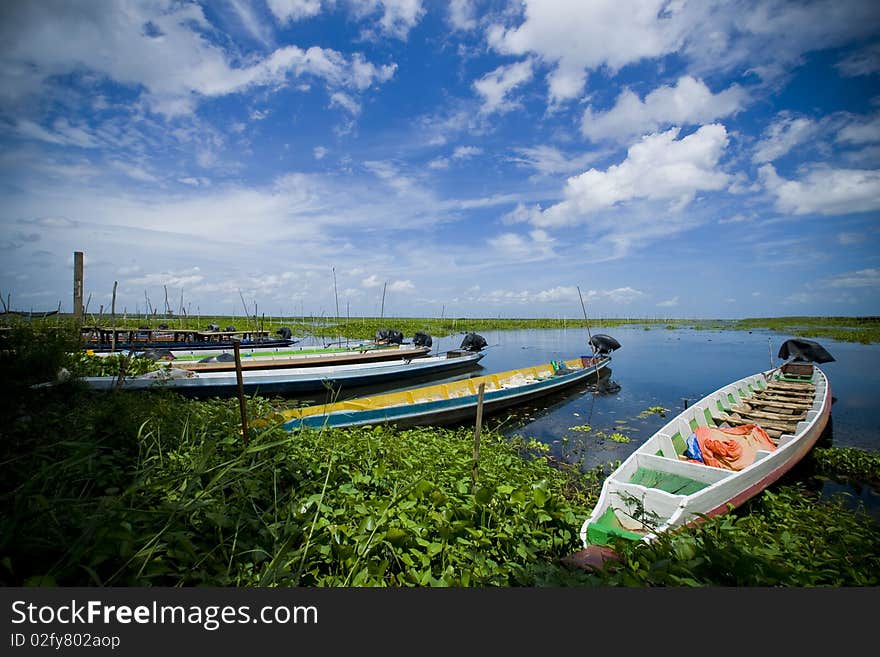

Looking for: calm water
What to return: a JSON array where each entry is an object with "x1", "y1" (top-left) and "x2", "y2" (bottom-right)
[
  {"x1": 294, "y1": 326, "x2": 880, "y2": 516},
  {"x1": 421, "y1": 327, "x2": 880, "y2": 468}
]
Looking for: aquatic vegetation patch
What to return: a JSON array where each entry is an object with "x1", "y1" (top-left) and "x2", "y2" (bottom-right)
[{"x1": 638, "y1": 406, "x2": 669, "y2": 418}]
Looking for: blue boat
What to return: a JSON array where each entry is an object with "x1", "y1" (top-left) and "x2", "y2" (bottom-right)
[
  {"x1": 278, "y1": 354, "x2": 613, "y2": 430},
  {"x1": 78, "y1": 349, "x2": 485, "y2": 398}
]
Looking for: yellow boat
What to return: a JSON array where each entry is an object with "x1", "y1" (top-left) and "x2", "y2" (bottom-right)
[{"x1": 279, "y1": 353, "x2": 614, "y2": 431}]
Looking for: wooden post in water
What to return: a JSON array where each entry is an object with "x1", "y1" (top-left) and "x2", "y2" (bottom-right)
[
  {"x1": 471, "y1": 382, "x2": 486, "y2": 494},
  {"x1": 73, "y1": 251, "x2": 84, "y2": 324},
  {"x1": 232, "y1": 338, "x2": 249, "y2": 446},
  {"x1": 110, "y1": 281, "x2": 118, "y2": 353}
]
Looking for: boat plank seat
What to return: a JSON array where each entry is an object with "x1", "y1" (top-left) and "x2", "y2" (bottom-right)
[
  {"x1": 755, "y1": 389, "x2": 813, "y2": 400},
  {"x1": 732, "y1": 401, "x2": 806, "y2": 418},
  {"x1": 744, "y1": 398, "x2": 811, "y2": 412},
  {"x1": 730, "y1": 405, "x2": 805, "y2": 423},
  {"x1": 766, "y1": 381, "x2": 815, "y2": 392},
  {"x1": 628, "y1": 453, "x2": 731, "y2": 495}
]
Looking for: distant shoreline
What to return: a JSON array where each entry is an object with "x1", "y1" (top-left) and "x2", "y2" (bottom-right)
[{"x1": 3, "y1": 314, "x2": 879, "y2": 344}]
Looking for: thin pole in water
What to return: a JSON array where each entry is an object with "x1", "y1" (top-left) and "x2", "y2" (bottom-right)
[
  {"x1": 110, "y1": 281, "x2": 117, "y2": 354},
  {"x1": 232, "y1": 338, "x2": 249, "y2": 446},
  {"x1": 471, "y1": 382, "x2": 485, "y2": 494}
]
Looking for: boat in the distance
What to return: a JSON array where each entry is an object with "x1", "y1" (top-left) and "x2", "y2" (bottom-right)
[
  {"x1": 81, "y1": 325, "x2": 296, "y2": 353},
  {"x1": 156, "y1": 343, "x2": 433, "y2": 372},
  {"x1": 76, "y1": 347, "x2": 486, "y2": 398},
  {"x1": 574, "y1": 338, "x2": 833, "y2": 567},
  {"x1": 279, "y1": 334, "x2": 621, "y2": 431}
]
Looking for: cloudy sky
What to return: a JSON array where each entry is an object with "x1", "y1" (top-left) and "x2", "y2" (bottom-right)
[{"x1": 1, "y1": 0, "x2": 879, "y2": 320}]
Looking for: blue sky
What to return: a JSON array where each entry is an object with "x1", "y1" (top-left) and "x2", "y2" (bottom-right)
[{"x1": 1, "y1": 0, "x2": 879, "y2": 320}]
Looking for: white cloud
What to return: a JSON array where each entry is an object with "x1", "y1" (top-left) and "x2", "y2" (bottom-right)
[
  {"x1": 487, "y1": 0, "x2": 685, "y2": 105},
  {"x1": 0, "y1": 2, "x2": 396, "y2": 118},
  {"x1": 350, "y1": 0, "x2": 426, "y2": 40},
  {"x1": 836, "y1": 114, "x2": 880, "y2": 145},
  {"x1": 389, "y1": 279, "x2": 414, "y2": 292},
  {"x1": 760, "y1": 164, "x2": 880, "y2": 216},
  {"x1": 486, "y1": 1, "x2": 880, "y2": 110},
  {"x1": 837, "y1": 232, "x2": 864, "y2": 245},
  {"x1": 836, "y1": 42, "x2": 880, "y2": 77},
  {"x1": 313, "y1": 146, "x2": 328, "y2": 160},
  {"x1": 448, "y1": 0, "x2": 477, "y2": 31},
  {"x1": 823, "y1": 268, "x2": 880, "y2": 288},
  {"x1": 753, "y1": 114, "x2": 817, "y2": 163},
  {"x1": 268, "y1": 0, "x2": 324, "y2": 23},
  {"x1": 487, "y1": 229, "x2": 556, "y2": 259},
  {"x1": 330, "y1": 92, "x2": 361, "y2": 115},
  {"x1": 226, "y1": 0, "x2": 274, "y2": 46},
  {"x1": 582, "y1": 76, "x2": 747, "y2": 142},
  {"x1": 538, "y1": 124, "x2": 730, "y2": 228},
  {"x1": 452, "y1": 146, "x2": 482, "y2": 159},
  {"x1": 508, "y1": 145, "x2": 602, "y2": 176},
  {"x1": 473, "y1": 59, "x2": 534, "y2": 115},
  {"x1": 657, "y1": 296, "x2": 679, "y2": 307}
]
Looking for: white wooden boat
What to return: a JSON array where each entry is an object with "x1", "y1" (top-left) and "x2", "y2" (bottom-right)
[
  {"x1": 77, "y1": 350, "x2": 484, "y2": 398},
  {"x1": 579, "y1": 342, "x2": 833, "y2": 557},
  {"x1": 145, "y1": 344, "x2": 432, "y2": 371}
]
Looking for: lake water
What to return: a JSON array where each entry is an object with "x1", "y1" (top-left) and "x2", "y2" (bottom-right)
[
  {"x1": 390, "y1": 327, "x2": 880, "y2": 508},
  {"x1": 411, "y1": 327, "x2": 880, "y2": 517},
  {"x1": 293, "y1": 326, "x2": 880, "y2": 515}
]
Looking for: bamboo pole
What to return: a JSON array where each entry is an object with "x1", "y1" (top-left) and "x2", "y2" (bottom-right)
[
  {"x1": 471, "y1": 382, "x2": 486, "y2": 494},
  {"x1": 232, "y1": 338, "x2": 249, "y2": 446},
  {"x1": 73, "y1": 251, "x2": 84, "y2": 324},
  {"x1": 110, "y1": 281, "x2": 117, "y2": 353}
]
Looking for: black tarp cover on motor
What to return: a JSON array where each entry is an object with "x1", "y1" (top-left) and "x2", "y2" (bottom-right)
[
  {"x1": 412, "y1": 331, "x2": 432, "y2": 348},
  {"x1": 276, "y1": 327, "x2": 292, "y2": 340},
  {"x1": 375, "y1": 328, "x2": 404, "y2": 344},
  {"x1": 589, "y1": 334, "x2": 621, "y2": 355},
  {"x1": 777, "y1": 338, "x2": 835, "y2": 363},
  {"x1": 460, "y1": 333, "x2": 488, "y2": 352}
]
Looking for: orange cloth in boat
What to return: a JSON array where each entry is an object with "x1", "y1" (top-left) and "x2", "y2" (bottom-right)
[{"x1": 694, "y1": 424, "x2": 776, "y2": 471}]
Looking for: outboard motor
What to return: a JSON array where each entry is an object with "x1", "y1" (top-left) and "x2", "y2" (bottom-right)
[
  {"x1": 460, "y1": 333, "x2": 488, "y2": 352},
  {"x1": 777, "y1": 339, "x2": 835, "y2": 363},
  {"x1": 589, "y1": 334, "x2": 621, "y2": 356},
  {"x1": 224, "y1": 325, "x2": 236, "y2": 333},
  {"x1": 375, "y1": 328, "x2": 404, "y2": 344},
  {"x1": 206, "y1": 323, "x2": 220, "y2": 332},
  {"x1": 158, "y1": 323, "x2": 169, "y2": 330},
  {"x1": 412, "y1": 331, "x2": 432, "y2": 348},
  {"x1": 276, "y1": 327, "x2": 292, "y2": 340},
  {"x1": 777, "y1": 338, "x2": 834, "y2": 378}
]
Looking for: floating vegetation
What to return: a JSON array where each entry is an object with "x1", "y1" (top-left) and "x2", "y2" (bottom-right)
[
  {"x1": 609, "y1": 432, "x2": 631, "y2": 444},
  {"x1": 568, "y1": 425, "x2": 592, "y2": 432},
  {"x1": 639, "y1": 405, "x2": 669, "y2": 418}
]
